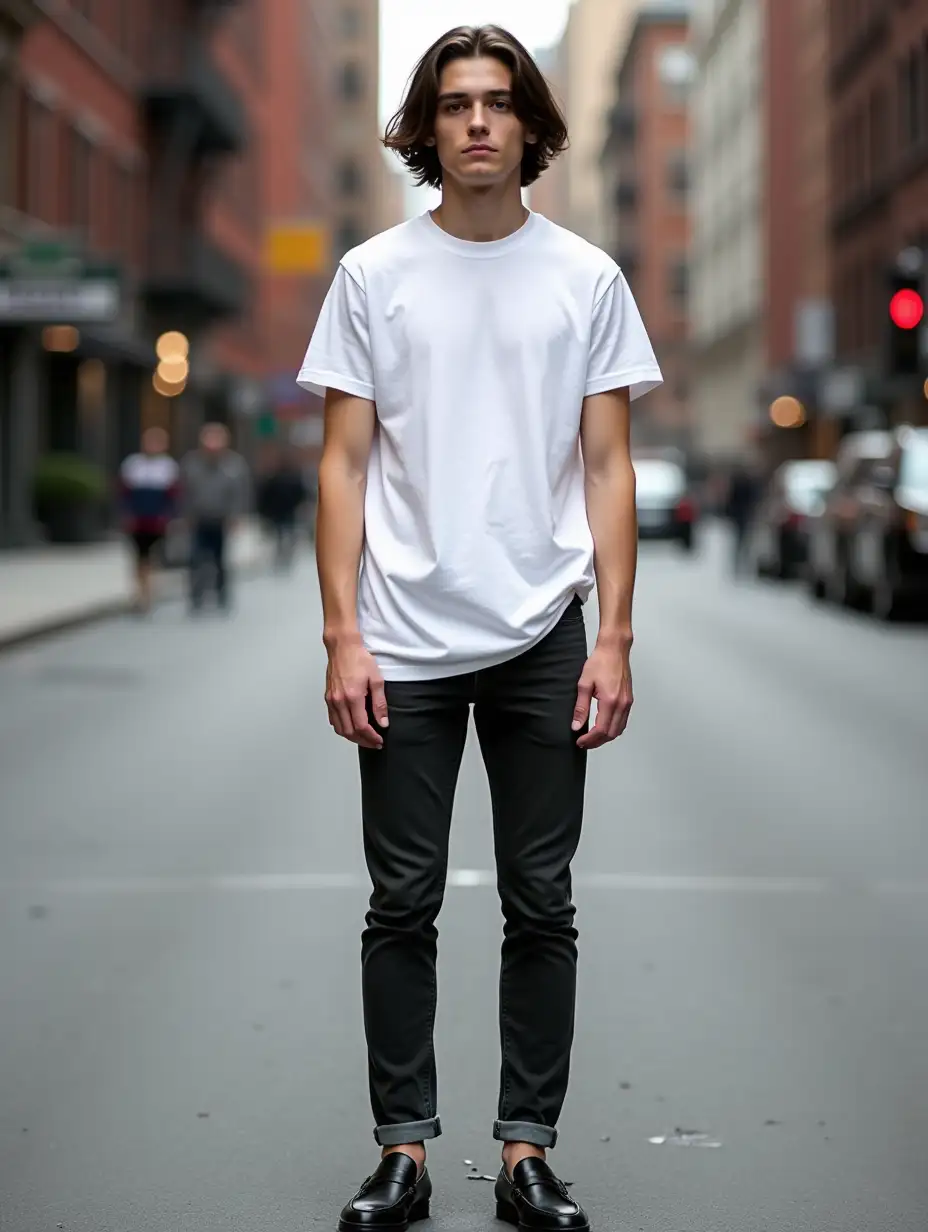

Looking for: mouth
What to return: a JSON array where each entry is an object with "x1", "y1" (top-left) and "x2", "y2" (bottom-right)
[{"x1": 463, "y1": 145, "x2": 495, "y2": 155}]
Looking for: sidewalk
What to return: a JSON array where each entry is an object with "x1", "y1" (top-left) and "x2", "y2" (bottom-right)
[{"x1": 0, "y1": 521, "x2": 270, "y2": 650}]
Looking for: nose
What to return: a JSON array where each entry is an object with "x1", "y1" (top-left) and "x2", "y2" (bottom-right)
[{"x1": 468, "y1": 105, "x2": 490, "y2": 136}]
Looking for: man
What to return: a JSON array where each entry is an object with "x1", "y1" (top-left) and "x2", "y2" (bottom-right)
[
  {"x1": 298, "y1": 25, "x2": 661, "y2": 1232},
  {"x1": 118, "y1": 426, "x2": 180, "y2": 614},
  {"x1": 180, "y1": 422, "x2": 250, "y2": 611},
  {"x1": 256, "y1": 445, "x2": 309, "y2": 570},
  {"x1": 725, "y1": 456, "x2": 763, "y2": 577}
]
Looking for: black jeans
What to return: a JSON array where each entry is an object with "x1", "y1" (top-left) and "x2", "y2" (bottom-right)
[
  {"x1": 189, "y1": 519, "x2": 229, "y2": 608},
  {"x1": 358, "y1": 598, "x2": 589, "y2": 1149}
]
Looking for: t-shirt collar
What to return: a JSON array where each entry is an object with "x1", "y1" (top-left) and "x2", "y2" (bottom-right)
[{"x1": 420, "y1": 208, "x2": 538, "y2": 258}]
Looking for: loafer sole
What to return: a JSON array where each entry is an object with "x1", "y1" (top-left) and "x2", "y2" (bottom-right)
[
  {"x1": 495, "y1": 1198, "x2": 590, "y2": 1231},
  {"x1": 338, "y1": 1197, "x2": 430, "y2": 1231}
]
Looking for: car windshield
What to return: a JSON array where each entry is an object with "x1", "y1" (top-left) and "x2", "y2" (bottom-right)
[
  {"x1": 634, "y1": 460, "x2": 686, "y2": 499},
  {"x1": 899, "y1": 436, "x2": 928, "y2": 491}
]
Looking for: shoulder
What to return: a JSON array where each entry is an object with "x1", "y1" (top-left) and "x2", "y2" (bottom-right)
[
  {"x1": 338, "y1": 218, "x2": 424, "y2": 290},
  {"x1": 530, "y1": 215, "x2": 621, "y2": 299}
]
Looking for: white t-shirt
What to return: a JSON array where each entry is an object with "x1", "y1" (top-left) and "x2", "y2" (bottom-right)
[{"x1": 298, "y1": 209, "x2": 662, "y2": 681}]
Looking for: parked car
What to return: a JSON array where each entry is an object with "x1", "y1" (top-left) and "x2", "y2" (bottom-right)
[
  {"x1": 753, "y1": 459, "x2": 837, "y2": 579},
  {"x1": 842, "y1": 426, "x2": 928, "y2": 620},
  {"x1": 633, "y1": 455, "x2": 698, "y2": 551},
  {"x1": 805, "y1": 429, "x2": 894, "y2": 606}
]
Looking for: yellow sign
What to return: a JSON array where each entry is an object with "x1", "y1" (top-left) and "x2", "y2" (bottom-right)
[{"x1": 265, "y1": 223, "x2": 330, "y2": 275}]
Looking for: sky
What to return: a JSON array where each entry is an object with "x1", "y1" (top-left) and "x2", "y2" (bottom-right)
[{"x1": 378, "y1": 0, "x2": 573, "y2": 215}]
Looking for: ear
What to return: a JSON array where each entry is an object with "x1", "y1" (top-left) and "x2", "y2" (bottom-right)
[
  {"x1": 524, "y1": 131, "x2": 539, "y2": 146},
  {"x1": 424, "y1": 136, "x2": 436, "y2": 147}
]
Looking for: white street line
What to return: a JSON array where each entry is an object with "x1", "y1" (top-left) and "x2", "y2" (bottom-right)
[
  {"x1": 576, "y1": 873, "x2": 831, "y2": 893},
  {"x1": 4, "y1": 872, "x2": 928, "y2": 897}
]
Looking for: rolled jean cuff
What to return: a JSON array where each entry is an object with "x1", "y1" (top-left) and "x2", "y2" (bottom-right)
[
  {"x1": 374, "y1": 1117, "x2": 442, "y2": 1146},
  {"x1": 493, "y1": 1120, "x2": 558, "y2": 1148}
]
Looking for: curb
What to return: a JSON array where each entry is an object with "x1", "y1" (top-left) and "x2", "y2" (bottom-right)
[{"x1": 0, "y1": 554, "x2": 272, "y2": 654}]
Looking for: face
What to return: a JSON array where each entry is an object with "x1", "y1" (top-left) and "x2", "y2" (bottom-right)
[
  {"x1": 430, "y1": 56, "x2": 536, "y2": 190},
  {"x1": 142, "y1": 428, "x2": 168, "y2": 455},
  {"x1": 200, "y1": 424, "x2": 229, "y2": 454}
]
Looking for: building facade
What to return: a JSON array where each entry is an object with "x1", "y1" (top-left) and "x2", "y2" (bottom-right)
[
  {"x1": 601, "y1": 4, "x2": 694, "y2": 448},
  {"x1": 0, "y1": 0, "x2": 361, "y2": 544},
  {"x1": 332, "y1": 0, "x2": 384, "y2": 258},
  {"x1": 253, "y1": 0, "x2": 335, "y2": 456},
  {"x1": 550, "y1": 0, "x2": 640, "y2": 246},
  {"x1": 690, "y1": 0, "x2": 764, "y2": 458},
  {"x1": 1, "y1": 0, "x2": 181, "y2": 545},
  {"x1": 828, "y1": 0, "x2": 928, "y2": 429},
  {"x1": 527, "y1": 41, "x2": 569, "y2": 226}
]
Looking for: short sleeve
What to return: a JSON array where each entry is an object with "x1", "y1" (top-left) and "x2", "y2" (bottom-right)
[
  {"x1": 296, "y1": 264, "x2": 375, "y2": 400},
  {"x1": 585, "y1": 270, "x2": 663, "y2": 402}
]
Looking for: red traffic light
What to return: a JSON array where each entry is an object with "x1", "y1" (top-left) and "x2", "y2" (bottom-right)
[{"x1": 889, "y1": 288, "x2": 924, "y2": 330}]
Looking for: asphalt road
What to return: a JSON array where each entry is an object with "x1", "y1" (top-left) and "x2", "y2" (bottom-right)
[{"x1": 2, "y1": 529, "x2": 928, "y2": 1232}]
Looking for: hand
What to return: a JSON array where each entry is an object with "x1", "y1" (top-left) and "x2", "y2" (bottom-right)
[
  {"x1": 325, "y1": 640, "x2": 389, "y2": 749},
  {"x1": 572, "y1": 642, "x2": 633, "y2": 749}
]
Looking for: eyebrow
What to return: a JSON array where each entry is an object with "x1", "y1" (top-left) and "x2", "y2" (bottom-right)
[{"x1": 437, "y1": 89, "x2": 512, "y2": 103}]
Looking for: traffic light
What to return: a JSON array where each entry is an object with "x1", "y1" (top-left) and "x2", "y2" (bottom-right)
[{"x1": 886, "y1": 252, "x2": 925, "y2": 378}]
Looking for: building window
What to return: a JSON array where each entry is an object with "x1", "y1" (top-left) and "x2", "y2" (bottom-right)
[
  {"x1": 657, "y1": 45, "x2": 696, "y2": 105},
  {"x1": 899, "y1": 48, "x2": 923, "y2": 150},
  {"x1": 63, "y1": 125, "x2": 94, "y2": 236},
  {"x1": 340, "y1": 6, "x2": 361, "y2": 39},
  {"x1": 868, "y1": 87, "x2": 886, "y2": 182},
  {"x1": 339, "y1": 159, "x2": 363, "y2": 197},
  {"x1": 337, "y1": 221, "x2": 365, "y2": 258},
  {"x1": 17, "y1": 91, "x2": 56, "y2": 223},
  {"x1": 117, "y1": 163, "x2": 138, "y2": 269},
  {"x1": 667, "y1": 151, "x2": 688, "y2": 200},
  {"x1": 340, "y1": 62, "x2": 364, "y2": 101},
  {"x1": 669, "y1": 258, "x2": 689, "y2": 307}
]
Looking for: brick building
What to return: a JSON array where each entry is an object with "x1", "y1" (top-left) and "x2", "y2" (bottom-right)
[
  {"x1": 756, "y1": 0, "x2": 839, "y2": 466},
  {"x1": 828, "y1": 0, "x2": 928, "y2": 428},
  {"x1": 0, "y1": 0, "x2": 352, "y2": 545},
  {"x1": 601, "y1": 4, "x2": 694, "y2": 448}
]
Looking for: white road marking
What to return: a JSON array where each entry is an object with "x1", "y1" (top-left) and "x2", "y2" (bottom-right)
[{"x1": 7, "y1": 871, "x2": 927, "y2": 896}]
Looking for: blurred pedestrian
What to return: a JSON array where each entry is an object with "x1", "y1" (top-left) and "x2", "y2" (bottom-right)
[
  {"x1": 298, "y1": 24, "x2": 662, "y2": 1232},
  {"x1": 256, "y1": 445, "x2": 308, "y2": 570},
  {"x1": 725, "y1": 458, "x2": 763, "y2": 576},
  {"x1": 118, "y1": 427, "x2": 180, "y2": 615},
  {"x1": 180, "y1": 423, "x2": 250, "y2": 612}
]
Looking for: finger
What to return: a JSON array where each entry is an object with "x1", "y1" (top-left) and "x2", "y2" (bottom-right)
[
  {"x1": 571, "y1": 682, "x2": 594, "y2": 732},
  {"x1": 613, "y1": 698, "x2": 633, "y2": 739},
  {"x1": 334, "y1": 700, "x2": 355, "y2": 739},
  {"x1": 349, "y1": 694, "x2": 383, "y2": 749},
  {"x1": 579, "y1": 699, "x2": 617, "y2": 749},
  {"x1": 326, "y1": 701, "x2": 342, "y2": 734},
  {"x1": 369, "y1": 679, "x2": 389, "y2": 729}
]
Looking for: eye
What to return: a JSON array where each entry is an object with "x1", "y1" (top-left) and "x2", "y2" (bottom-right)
[
  {"x1": 445, "y1": 103, "x2": 466, "y2": 114},
  {"x1": 491, "y1": 100, "x2": 512, "y2": 111}
]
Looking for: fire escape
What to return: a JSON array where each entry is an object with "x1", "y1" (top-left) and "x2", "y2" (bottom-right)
[{"x1": 141, "y1": 0, "x2": 249, "y2": 335}]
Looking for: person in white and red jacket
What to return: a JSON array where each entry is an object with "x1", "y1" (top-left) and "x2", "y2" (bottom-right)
[{"x1": 118, "y1": 427, "x2": 180, "y2": 613}]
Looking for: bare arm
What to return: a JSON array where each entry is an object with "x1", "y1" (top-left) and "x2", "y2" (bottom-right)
[
  {"x1": 572, "y1": 387, "x2": 637, "y2": 747},
  {"x1": 316, "y1": 387, "x2": 374, "y2": 645},
  {"x1": 580, "y1": 386, "x2": 637, "y2": 646},
  {"x1": 316, "y1": 387, "x2": 386, "y2": 747}
]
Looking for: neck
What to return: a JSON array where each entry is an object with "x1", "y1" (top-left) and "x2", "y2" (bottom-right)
[{"x1": 432, "y1": 176, "x2": 528, "y2": 243}]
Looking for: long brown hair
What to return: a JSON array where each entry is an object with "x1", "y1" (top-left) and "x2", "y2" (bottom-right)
[{"x1": 384, "y1": 25, "x2": 569, "y2": 190}]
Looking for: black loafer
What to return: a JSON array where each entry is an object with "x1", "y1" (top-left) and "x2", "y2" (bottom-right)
[
  {"x1": 338, "y1": 1152, "x2": 432, "y2": 1229},
  {"x1": 495, "y1": 1158, "x2": 590, "y2": 1230}
]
